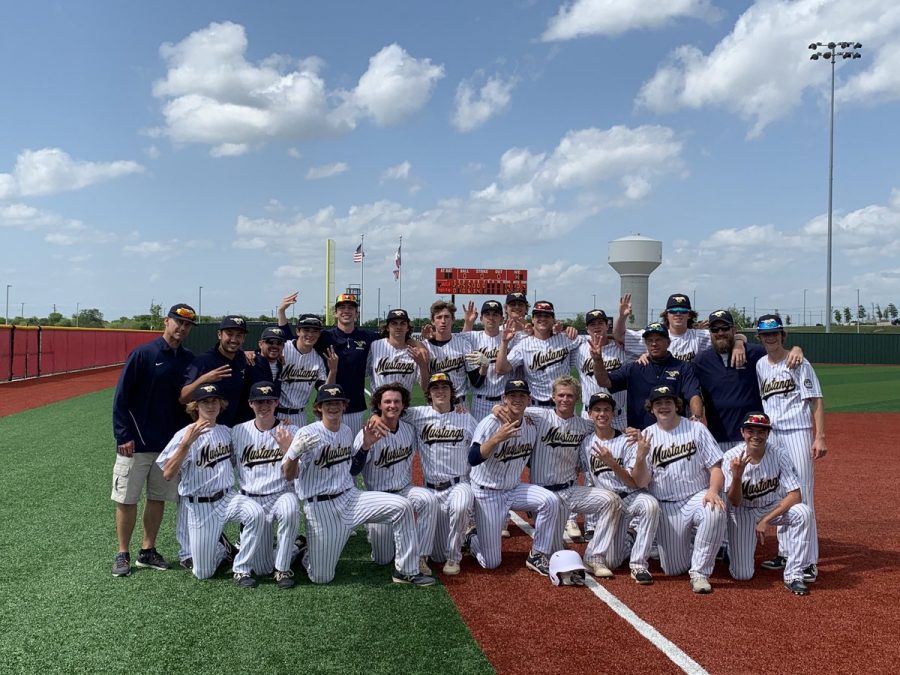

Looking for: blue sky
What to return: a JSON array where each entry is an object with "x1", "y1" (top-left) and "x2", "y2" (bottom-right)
[{"x1": 2, "y1": 0, "x2": 899, "y2": 324}]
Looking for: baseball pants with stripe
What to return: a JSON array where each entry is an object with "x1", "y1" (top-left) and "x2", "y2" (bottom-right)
[{"x1": 657, "y1": 491, "x2": 726, "y2": 578}]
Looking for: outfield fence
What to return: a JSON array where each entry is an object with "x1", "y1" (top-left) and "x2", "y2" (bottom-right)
[
  {"x1": 739, "y1": 330, "x2": 900, "y2": 365},
  {"x1": 0, "y1": 325, "x2": 159, "y2": 382}
]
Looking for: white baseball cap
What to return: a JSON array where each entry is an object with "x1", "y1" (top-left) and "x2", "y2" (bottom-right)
[{"x1": 549, "y1": 550, "x2": 587, "y2": 586}]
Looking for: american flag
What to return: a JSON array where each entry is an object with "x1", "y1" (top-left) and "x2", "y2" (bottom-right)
[
  {"x1": 353, "y1": 243, "x2": 364, "y2": 263},
  {"x1": 393, "y1": 243, "x2": 401, "y2": 280}
]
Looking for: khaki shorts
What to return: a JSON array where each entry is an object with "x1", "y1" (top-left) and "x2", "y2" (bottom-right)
[{"x1": 111, "y1": 452, "x2": 178, "y2": 504}]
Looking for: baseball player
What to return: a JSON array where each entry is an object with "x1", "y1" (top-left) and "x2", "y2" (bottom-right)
[
  {"x1": 351, "y1": 383, "x2": 438, "y2": 576},
  {"x1": 466, "y1": 300, "x2": 516, "y2": 421},
  {"x1": 111, "y1": 303, "x2": 197, "y2": 577},
  {"x1": 593, "y1": 322, "x2": 703, "y2": 429},
  {"x1": 723, "y1": 412, "x2": 814, "y2": 596},
  {"x1": 468, "y1": 379, "x2": 561, "y2": 575},
  {"x1": 582, "y1": 392, "x2": 659, "y2": 585},
  {"x1": 276, "y1": 313, "x2": 338, "y2": 427},
  {"x1": 631, "y1": 385, "x2": 726, "y2": 593},
  {"x1": 232, "y1": 381, "x2": 302, "y2": 589},
  {"x1": 157, "y1": 383, "x2": 266, "y2": 588},
  {"x1": 245, "y1": 326, "x2": 288, "y2": 391},
  {"x1": 423, "y1": 300, "x2": 479, "y2": 405},
  {"x1": 367, "y1": 309, "x2": 430, "y2": 394},
  {"x1": 495, "y1": 301, "x2": 578, "y2": 407},
  {"x1": 522, "y1": 376, "x2": 621, "y2": 578},
  {"x1": 402, "y1": 373, "x2": 476, "y2": 575},
  {"x1": 755, "y1": 314, "x2": 825, "y2": 583},
  {"x1": 282, "y1": 384, "x2": 435, "y2": 586},
  {"x1": 571, "y1": 308, "x2": 627, "y2": 431}
]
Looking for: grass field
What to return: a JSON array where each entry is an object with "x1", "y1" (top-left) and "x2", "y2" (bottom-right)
[{"x1": 814, "y1": 365, "x2": 900, "y2": 412}]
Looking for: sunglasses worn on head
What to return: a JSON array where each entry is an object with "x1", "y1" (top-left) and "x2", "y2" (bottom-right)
[
  {"x1": 174, "y1": 307, "x2": 196, "y2": 320},
  {"x1": 758, "y1": 319, "x2": 782, "y2": 330}
]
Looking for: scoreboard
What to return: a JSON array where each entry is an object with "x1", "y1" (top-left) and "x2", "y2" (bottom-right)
[{"x1": 435, "y1": 268, "x2": 527, "y2": 295}]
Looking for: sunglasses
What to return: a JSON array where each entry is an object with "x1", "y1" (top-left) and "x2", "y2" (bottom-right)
[
  {"x1": 263, "y1": 339, "x2": 284, "y2": 346},
  {"x1": 709, "y1": 325, "x2": 732, "y2": 334},
  {"x1": 757, "y1": 319, "x2": 782, "y2": 330},
  {"x1": 667, "y1": 308, "x2": 690, "y2": 314},
  {"x1": 174, "y1": 307, "x2": 196, "y2": 320}
]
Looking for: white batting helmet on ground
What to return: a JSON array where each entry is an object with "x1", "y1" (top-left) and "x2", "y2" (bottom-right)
[{"x1": 549, "y1": 550, "x2": 587, "y2": 586}]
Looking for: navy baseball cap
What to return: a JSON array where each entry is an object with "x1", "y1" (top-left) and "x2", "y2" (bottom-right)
[
  {"x1": 708, "y1": 309, "x2": 734, "y2": 326},
  {"x1": 741, "y1": 411, "x2": 772, "y2": 429},
  {"x1": 585, "y1": 309, "x2": 608, "y2": 325},
  {"x1": 334, "y1": 293, "x2": 358, "y2": 308},
  {"x1": 506, "y1": 292, "x2": 529, "y2": 305},
  {"x1": 647, "y1": 385, "x2": 677, "y2": 403},
  {"x1": 756, "y1": 314, "x2": 784, "y2": 333},
  {"x1": 642, "y1": 322, "x2": 669, "y2": 338},
  {"x1": 666, "y1": 294, "x2": 692, "y2": 312},
  {"x1": 248, "y1": 381, "x2": 279, "y2": 401},
  {"x1": 386, "y1": 308, "x2": 410, "y2": 322},
  {"x1": 193, "y1": 383, "x2": 224, "y2": 401},
  {"x1": 587, "y1": 392, "x2": 616, "y2": 410},
  {"x1": 481, "y1": 300, "x2": 503, "y2": 314},
  {"x1": 504, "y1": 379, "x2": 530, "y2": 395},
  {"x1": 533, "y1": 300, "x2": 555, "y2": 316},
  {"x1": 218, "y1": 315, "x2": 248, "y2": 332},
  {"x1": 260, "y1": 326, "x2": 287, "y2": 342},
  {"x1": 296, "y1": 313, "x2": 323, "y2": 329},
  {"x1": 168, "y1": 303, "x2": 197, "y2": 324},
  {"x1": 316, "y1": 384, "x2": 350, "y2": 403}
]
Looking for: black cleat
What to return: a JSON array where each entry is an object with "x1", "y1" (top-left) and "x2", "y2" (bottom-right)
[
  {"x1": 274, "y1": 570, "x2": 295, "y2": 589},
  {"x1": 391, "y1": 570, "x2": 436, "y2": 586},
  {"x1": 802, "y1": 564, "x2": 818, "y2": 584},
  {"x1": 761, "y1": 555, "x2": 787, "y2": 570},
  {"x1": 525, "y1": 551, "x2": 550, "y2": 577},
  {"x1": 785, "y1": 578, "x2": 809, "y2": 595},
  {"x1": 180, "y1": 557, "x2": 193, "y2": 570},
  {"x1": 233, "y1": 572, "x2": 258, "y2": 588}
]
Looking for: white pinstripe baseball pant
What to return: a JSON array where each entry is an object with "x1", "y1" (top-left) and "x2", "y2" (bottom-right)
[
  {"x1": 279, "y1": 411, "x2": 307, "y2": 428},
  {"x1": 608, "y1": 491, "x2": 660, "y2": 570},
  {"x1": 302, "y1": 488, "x2": 418, "y2": 584},
  {"x1": 554, "y1": 485, "x2": 622, "y2": 564},
  {"x1": 367, "y1": 485, "x2": 438, "y2": 564},
  {"x1": 186, "y1": 492, "x2": 266, "y2": 579},
  {"x1": 656, "y1": 491, "x2": 726, "y2": 578},
  {"x1": 470, "y1": 483, "x2": 560, "y2": 568},
  {"x1": 428, "y1": 482, "x2": 474, "y2": 564},
  {"x1": 176, "y1": 496, "x2": 191, "y2": 562},
  {"x1": 470, "y1": 396, "x2": 499, "y2": 422},
  {"x1": 243, "y1": 491, "x2": 301, "y2": 575},
  {"x1": 343, "y1": 411, "x2": 365, "y2": 439},
  {"x1": 771, "y1": 428, "x2": 819, "y2": 563},
  {"x1": 727, "y1": 502, "x2": 813, "y2": 582}
]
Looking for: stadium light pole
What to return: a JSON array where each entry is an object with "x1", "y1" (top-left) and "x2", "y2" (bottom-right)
[
  {"x1": 753, "y1": 296, "x2": 757, "y2": 322},
  {"x1": 5, "y1": 284, "x2": 10, "y2": 326},
  {"x1": 198, "y1": 286, "x2": 203, "y2": 322},
  {"x1": 809, "y1": 41, "x2": 862, "y2": 334},
  {"x1": 856, "y1": 287, "x2": 860, "y2": 334},
  {"x1": 803, "y1": 288, "x2": 807, "y2": 326}
]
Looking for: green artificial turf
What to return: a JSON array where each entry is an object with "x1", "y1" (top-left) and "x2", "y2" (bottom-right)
[
  {"x1": 0, "y1": 391, "x2": 493, "y2": 675},
  {"x1": 814, "y1": 365, "x2": 900, "y2": 412}
]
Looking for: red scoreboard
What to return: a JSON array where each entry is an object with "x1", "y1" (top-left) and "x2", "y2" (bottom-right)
[{"x1": 435, "y1": 268, "x2": 527, "y2": 295}]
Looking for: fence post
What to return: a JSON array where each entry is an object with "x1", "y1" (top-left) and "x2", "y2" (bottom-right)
[
  {"x1": 5, "y1": 326, "x2": 13, "y2": 382},
  {"x1": 37, "y1": 325, "x2": 43, "y2": 378}
]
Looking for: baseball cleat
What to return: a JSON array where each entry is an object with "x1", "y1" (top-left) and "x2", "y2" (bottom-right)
[
  {"x1": 630, "y1": 568, "x2": 654, "y2": 585},
  {"x1": 274, "y1": 570, "x2": 296, "y2": 590},
  {"x1": 565, "y1": 520, "x2": 582, "y2": 539},
  {"x1": 525, "y1": 551, "x2": 551, "y2": 577},
  {"x1": 587, "y1": 559, "x2": 614, "y2": 579},
  {"x1": 442, "y1": 561, "x2": 461, "y2": 576},
  {"x1": 112, "y1": 552, "x2": 131, "y2": 577},
  {"x1": 135, "y1": 548, "x2": 170, "y2": 571},
  {"x1": 690, "y1": 575, "x2": 712, "y2": 594},
  {"x1": 582, "y1": 529, "x2": 595, "y2": 541},
  {"x1": 180, "y1": 557, "x2": 193, "y2": 570},
  {"x1": 233, "y1": 572, "x2": 258, "y2": 589},
  {"x1": 761, "y1": 555, "x2": 787, "y2": 570},
  {"x1": 802, "y1": 564, "x2": 818, "y2": 584},
  {"x1": 784, "y1": 579, "x2": 809, "y2": 596},
  {"x1": 391, "y1": 570, "x2": 437, "y2": 586},
  {"x1": 220, "y1": 534, "x2": 238, "y2": 563},
  {"x1": 419, "y1": 557, "x2": 433, "y2": 576},
  {"x1": 462, "y1": 525, "x2": 476, "y2": 553}
]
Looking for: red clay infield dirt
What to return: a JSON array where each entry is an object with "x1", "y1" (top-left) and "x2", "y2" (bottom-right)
[{"x1": 3, "y1": 378, "x2": 896, "y2": 674}]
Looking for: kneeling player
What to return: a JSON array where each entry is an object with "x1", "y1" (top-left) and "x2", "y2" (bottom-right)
[{"x1": 724, "y1": 412, "x2": 813, "y2": 595}]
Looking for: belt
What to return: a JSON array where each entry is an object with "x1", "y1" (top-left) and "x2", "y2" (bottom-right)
[
  {"x1": 309, "y1": 489, "x2": 349, "y2": 503},
  {"x1": 475, "y1": 394, "x2": 501, "y2": 401},
  {"x1": 240, "y1": 489, "x2": 285, "y2": 498},
  {"x1": 277, "y1": 406, "x2": 304, "y2": 415},
  {"x1": 533, "y1": 398, "x2": 554, "y2": 407},
  {"x1": 187, "y1": 490, "x2": 226, "y2": 504},
  {"x1": 615, "y1": 490, "x2": 630, "y2": 498},
  {"x1": 426, "y1": 476, "x2": 463, "y2": 491},
  {"x1": 542, "y1": 480, "x2": 575, "y2": 492},
  {"x1": 381, "y1": 486, "x2": 407, "y2": 494}
]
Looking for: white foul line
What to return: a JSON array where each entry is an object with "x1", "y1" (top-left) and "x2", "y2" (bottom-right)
[{"x1": 509, "y1": 512, "x2": 709, "y2": 675}]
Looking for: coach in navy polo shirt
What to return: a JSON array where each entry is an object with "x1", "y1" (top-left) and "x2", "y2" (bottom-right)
[
  {"x1": 181, "y1": 315, "x2": 252, "y2": 427},
  {"x1": 593, "y1": 322, "x2": 702, "y2": 430}
]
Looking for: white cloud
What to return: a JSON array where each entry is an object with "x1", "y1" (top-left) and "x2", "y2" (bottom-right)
[
  {"x1": 381, "y1": 161, "x2": 412, "y2": 182},
  {"x1": 542, "y1": 0, "x2": 719, "y2": 41},
  {"x1": 152, "y1": 23, "x2": 443, "y2": 150},
  {"x1": 274, "y1": 264, "x2": 314, "y2": 278},
  {"x1": 636, "y1": 0, "x2": 900, "y2": 137},
  {"x1": 210, "y1": 142, "x2": 250, "y2": 158},
  {"x1": 306, "y1": 162, "x2": 349, "y2": 180},
  {"x1": 144, "y1": 145, "x2": 161, "y2": 159},
  {"x1": 122, "y1": 239, "x2": 207, "y2": 258},
  {"x1": 452, "y1": 73, "x2": 517, "y2": 132},
  {"x1": 0, "y1": 148, "x2": 143, "y2": 199},
  {"x1": 287, "y1": 147, "x2": 302, "y2": 158}
]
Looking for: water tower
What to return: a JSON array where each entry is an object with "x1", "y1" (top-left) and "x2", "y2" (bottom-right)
[{"x1": 608, "y1": 235, "x2": 662, "y2": 328}]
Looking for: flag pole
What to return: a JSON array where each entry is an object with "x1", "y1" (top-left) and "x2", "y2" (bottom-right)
[
  {"x1": 360, "y1": 233, "x2": 365, "y2": 322},
  {"x1": 398, "y1": 235, "x2": 402, "y2": 308}
]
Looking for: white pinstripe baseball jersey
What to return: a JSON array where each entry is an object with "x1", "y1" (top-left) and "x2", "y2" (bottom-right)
[
  {"x1": 639, "y1": 418, "x2": 723, "y2": 501},
  {"x1": 571, "y1": 337, "x2": 628, "y2": 428},
  {"x1": 624, "y1": 327, "x2": 712, "y2": 362},
  {"x1": 366, "y1": 338, "x2": 420, "y2": 393},
  {"x1": 756, "y1": 357, "x2": 822, "y2": 431},
  {"x1": 468, "y1": 330, "x2": 512, "y2": 397},
  {"x1": 232, "y1": 419, "x2": 299, "y2": 495},
  {"x1": 580, "y1": 432, "x2": 637, "y2": 494},
  {"x1": 470, "y1": 414, "x2": 538, "y2": 490},
  {"x1": 526, "y1": 407, "x2": 593, "y2": 486},
  {"x1": 506, "y1": 333, "x2": 577, "y2": 401},
  {"x1": 425, "y1": 334, "x2": 476, "y2": 398},
  {"x1": 722, "y1": 441, "x2": 801, "y2": 509},
  {"x1": 280, "y1": 341, "x2": 327, "y2": 410},
  {"x1": 156, "y1": 424, "x2": 235, "y2": 497},
  {"x1": 354, "y1": 420, "x2": 417, "y2": 492},
  {"x1": 404, "y1": 406, "x2": 475, "y2": 482},
  {"x1": 284, "y1": 421, "x2": 354, "y2": 500}
]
